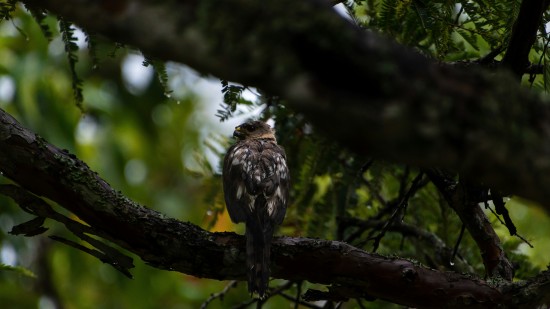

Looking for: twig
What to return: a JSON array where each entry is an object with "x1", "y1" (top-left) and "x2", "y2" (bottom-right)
[
  {"x1": 370, "y1": 172, "x2": 425, "y2": 252},
  {"x1": 359, "y1": 162, "x2": 386, "y2": 207},
  {"x1": 339, "y1": 216, "x2": 475, "y2": 273},
  {"x1": 232, "y1": 297, "x2": 258, "y2": 309},
  {"x1": 278, "y1": 292, "x2": 322, "y2": 309},
  {"x1": 200, "y1": 280, "x2": 238, "y2": 309},
  {"x1": 451, "y1": 224, "x2": 466, "y2": 266},
  {"x1": 483, "y1": 200, "x2": 533, "y2": 248},
  {"x1": 294, "y1": 281, "x2": 302, "y2": 309},
  {"x1": 356, "y1": 298, "x2": 367, "y2": 309},
  {"x1": 454, "y1": 4, "x2": 464, "y2": 25},
  {"x1": 234, "y1": 281, "x2": 295, "y2": 309}
]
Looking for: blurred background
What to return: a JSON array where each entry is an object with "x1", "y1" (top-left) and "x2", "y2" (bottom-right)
[
  {"x1": 1, "y1": 3, "x2": 550, "y2": 309},
  {"x1": 0, "y1": 5, "x2": 264, "y2": 308}
]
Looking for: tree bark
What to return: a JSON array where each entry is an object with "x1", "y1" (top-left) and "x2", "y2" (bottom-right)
[
  {"x1": 21, "y1": 0, "x2": 550, "y2": 213},
  {"x1": 4, "y1": 0, "x2": 550, "y2": 306},
  {"x1": 1, "y1": 107, "x2": 550, "y2": 307},
  {"x1": 501, "y1": 0, "x2": 546, "y2": 78}
]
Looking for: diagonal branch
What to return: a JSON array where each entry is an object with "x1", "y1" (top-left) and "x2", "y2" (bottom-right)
[
  {"x1": 501, "y1": 0, "x2": 547, "y2": 78},
  {"x1": 0, "y1": 107, "x2": 548, "y2": 307},
  {"x1": 426, "y1": 170, "x2": 514, "y2": 281},
  {"x1": 18, "y1": 0, "x2": 550, "y2": 214}
]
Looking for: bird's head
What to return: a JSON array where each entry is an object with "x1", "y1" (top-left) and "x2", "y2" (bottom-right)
[{"x1": 233, "y1": 121, "x2": 276, "y2": 141}]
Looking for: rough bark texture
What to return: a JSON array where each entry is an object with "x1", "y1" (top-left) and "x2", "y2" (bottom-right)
[
  {"x1": 1, "y1": 108, "x2": 550, "y2": 307},
  {"x1": 2, "y1": 0, "x2": 550, "y2": 307},
  {"x1": 21, "y1": 0, "x2": 550, "y2": 213}
]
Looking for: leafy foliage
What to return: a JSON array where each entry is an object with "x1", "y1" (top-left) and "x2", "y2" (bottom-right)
[
  {"x1": 143, "y1": 56, "x2": 172, "y2": 97},
  {"x1": 0, "y1": 1, "x2": 550, "y2": 309},
  {"x1": 0, "y1": 0, "x2": 16, "y2": 21},
  {"x1": 25, "y1": 5, "x2": 53, "y2": 40},
  {"x1": 216, "y1": 80, "x2": 251, "y2": 121},
  {"x1": 0, "y1": 5, "x2": 229, "y2": 308},
  {"x1": 58, "y1": 17, "x2": 84, "y2": 111},
  {"x1": 0, "y1": 263, "x2": 36, "y2": 278},
  {"x1": 354, "y1": 0, "x2": 521, "y2": 60}
]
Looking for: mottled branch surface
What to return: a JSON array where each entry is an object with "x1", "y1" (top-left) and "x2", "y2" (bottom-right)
[
  {"x1": 21, "y1": 0, "x2": 550, "y2": 212},
  {"x1": 1, "y1": 108, "x2": 550, "y2": 308}
]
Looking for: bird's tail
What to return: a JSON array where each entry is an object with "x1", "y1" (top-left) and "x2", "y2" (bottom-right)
[{"x1": 245, "y1": 219, "x2": 274, "y2": 298}]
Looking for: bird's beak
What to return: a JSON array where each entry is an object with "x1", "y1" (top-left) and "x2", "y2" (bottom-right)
[{"x1": 233, "y1": 126, "x2": 244, "y2": 139}]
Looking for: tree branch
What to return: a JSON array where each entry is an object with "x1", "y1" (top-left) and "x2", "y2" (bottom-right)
[
  {"x1": 501, "y1": 0, "x2": 546, "y2": 78},
  {"x1": 18, "y1": 0, "x2": 550, "y2": 214},
  {"x1": 1, "y1": 107, "x2": 549, "y2": 307},
  {"x1": 426, "y1": 170, "x2": 514, "y2": 281}
]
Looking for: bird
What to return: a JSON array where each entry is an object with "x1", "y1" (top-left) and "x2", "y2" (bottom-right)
[{"x1": 222, "y1": 120, "x2": 290, "y2": 298}]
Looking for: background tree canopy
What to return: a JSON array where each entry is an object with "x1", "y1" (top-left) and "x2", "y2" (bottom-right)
[{"x1": 1, "y1": 0, "x2": 550, "y2": 308}]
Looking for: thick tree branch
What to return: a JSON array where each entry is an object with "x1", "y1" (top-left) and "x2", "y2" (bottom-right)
[
  {"x1": 19, "y1": 0, "x2": 550, "y2": 213},
  {"x1": 501, "y1": 0, "x2": 546, "y2": 78},
  {"x1": 427, "y1": 170, "x2": 514, "y2": 281},
  {"x1": 1, "y1": 108, "x2": 549, "y2": 307}
]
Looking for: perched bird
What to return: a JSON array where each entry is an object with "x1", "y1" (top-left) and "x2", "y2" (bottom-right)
[{"x1": 222, "y1": 121, "x2": 289, "y2": 297}]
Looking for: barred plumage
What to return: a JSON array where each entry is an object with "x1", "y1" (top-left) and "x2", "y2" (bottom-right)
[{"x1": 222, "y1": 121, "x2": 289, "y2": 297}]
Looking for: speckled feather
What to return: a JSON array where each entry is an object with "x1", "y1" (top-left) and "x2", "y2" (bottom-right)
[
  {"x1": 223, "y1": 139, "x2": 289, "y2": 224},
  {"x1": 222, "y1": 121, "x2": 289, "y2": 297}
]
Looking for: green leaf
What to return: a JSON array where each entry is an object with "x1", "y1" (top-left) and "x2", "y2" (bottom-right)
[{"x1": 0, "y1": 263, "x2": 37, "y2": 278}]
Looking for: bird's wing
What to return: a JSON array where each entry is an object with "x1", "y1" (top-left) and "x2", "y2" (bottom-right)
[
  {"x1": 223, "y1": 141, "x2": 289, "y2": 224},
  {"x1": 258, "y1": 144, "x2": 289, "y2": 224},
  {"x1": 223, "y1": 142, "x2": 257, "y2": 223}
]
